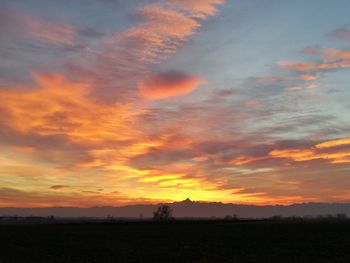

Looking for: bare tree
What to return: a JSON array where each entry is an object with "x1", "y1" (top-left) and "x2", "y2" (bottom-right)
[{"x1": 153, "y1": 205, "x2": 173, "y2": 221}]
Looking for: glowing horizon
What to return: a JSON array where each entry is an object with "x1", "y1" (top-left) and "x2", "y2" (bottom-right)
[{"x1": 0, "y1": 0, "x2": 349, "y2": 207}]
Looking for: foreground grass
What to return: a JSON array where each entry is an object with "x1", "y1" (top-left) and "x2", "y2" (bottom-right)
[{"x1": 1, "y1": 220, "x2": 350, "y2": 263}]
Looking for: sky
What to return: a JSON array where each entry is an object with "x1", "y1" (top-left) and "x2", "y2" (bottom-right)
[{"x1": 0, "y1": 0, "x2": 350, "y2": 207}]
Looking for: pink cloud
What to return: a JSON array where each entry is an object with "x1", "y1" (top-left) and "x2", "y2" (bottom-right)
[
  {"x1": 105, "y1": 0, "x2": 223, "y2": 64},
  {"x1": 166, "y1": 0, "x2": 224, "y2": 18},
  {"x1": 304, "y1": 47, "x2": 350, "y2": 63},
  {"x1": 306, "y1": 84, "x2": 318, "y2": 89},
  {"x1": 286, "y1": 84, "x2": 319, "y2": 91},
  {"x1": 92, "y1": 0, "x2": 223, "y2": 102},
  {"x1": 139, "y1": 71, "x2": 206, "y2": 100},
  {"x1": 24, "y1": 16, "x2": 75, "y2": 45},
  {"x1": 299, "y1": 73, "x2": 319, "y2": 81},
  {"x1": 277, "y1": 61, "x2": 317, "y2": 72},
  {"x1": 0, "y1": 7, "x2": 75, "y2": 45},
  {"x1": 287, "y1": 86, "x2": 303, "y2": 91},
  {"x1": 279, "y1": 47, "x2": 350, "y2": 73},
  {"x1": 328, "y1": 26, "x2": 350, "y2": 42},
  {"x1": 245, "y1": 99, "x2": 261, "y2": 107}
]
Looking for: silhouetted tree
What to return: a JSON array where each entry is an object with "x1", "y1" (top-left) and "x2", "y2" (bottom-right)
[
  {"x1": 224, "y1": 214, "x2": 239, "y2": 221},
  {"x1": 336, "y1": 213, "x2": 347, "y2": 220},
  {"x1": 153, "y1": 205, "x2": 173, "y2": 221}
]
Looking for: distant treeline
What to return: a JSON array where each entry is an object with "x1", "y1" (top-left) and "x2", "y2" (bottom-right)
[{"x1": 1, "y1": 213, "x2": 349, "y2": 224}]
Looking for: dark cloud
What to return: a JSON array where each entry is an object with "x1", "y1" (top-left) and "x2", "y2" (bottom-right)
[{"x1": 50, "y1": 185, "x2": 68, "y2": 190}]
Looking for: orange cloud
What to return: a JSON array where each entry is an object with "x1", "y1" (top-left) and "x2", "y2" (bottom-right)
[
  {"x1": 287, "y1": 86, "x2": 303, "y2": 91},
  {"x1": 278, "y1": 61, "x2": 316, "y2": 72},
  {"x1": 138, "y1": 71, "x2": 206, "y2": 100},
  {"x1": 316, "y1": 138, "x2": 350, "y2": 149},
  {"x1": 1, "y1": 1, "x2": 273, "y2": 207},
  {"x1": 269, "y1": 139, "x2": 350, "y2": 164},
  {"x1": 229, "y1": 155, "x2": 267, "y2": 165},
  {"x1": 299, "y1": 74, "x2": 319, "y2": 81},
  {"x1": 13, "y1": 146, "x2": 34, "y2": 153},
  {"x1": 331, "y1": 157, "x2": 350, "y2": 164},
  {"x1": 306, "y1": 84, "x2": 318, "y2": 89},
  {"x1": 0, "y1": 187, "x2": 164, "y2": 208},
  {"x1": 269, "y1": 149, "x2": 317, "y2": 162},
  {"x1": 50, "y1": 185, "x2": 68, "y2": 190},
  {"x1": 0, "y1": 72, "x2": 145, "y2": 146},
  {"x1": 0, "y1": 72, "x2": 225, "y2": 205},
  {"x1": 286, "y1": 84, "x2": 319, "y2": 91}
]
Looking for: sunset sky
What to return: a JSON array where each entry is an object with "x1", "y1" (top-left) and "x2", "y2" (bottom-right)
[{"x1": 1, "y1": 0, "x2": 350, "y2": 207}]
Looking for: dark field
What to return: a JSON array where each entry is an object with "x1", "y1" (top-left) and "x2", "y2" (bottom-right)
[{"x1": 1, "y1": 221, "x2": 350, "y2": 263}]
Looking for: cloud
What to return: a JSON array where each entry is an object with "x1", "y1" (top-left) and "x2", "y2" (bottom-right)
[
  {"x1": 0, "y1": 72, "x2": 142, "y2": 145},
  {"x1": 278, "y1": 61, "x2": 317, "y2": 72},
  {"x1": 278, "y1": 47, "x2": 350, "y2": 72},
  {"x1": 166, "y1": 0, "x2": 224, "y2": 18},
  {"x1": 269, "y1": 148, "x2": 350, "y2": 164},
  {"x1": 245, "y1": 99, "x2": 261, "y2": 107},
  {"x1": 0, "y1": 0, "x2": 231, "y2": 206},
  {"x1": 299, "y1": 73, "x2": 319, "y2": 81},
  {"x1": 13, "y1": 146, "x2": 34, "y2": 153},
  {"x1": 3, "y1": 1, "x2": 350, "y2": 206},
  {"x1": 316, "y1": 138, "x2": 350, "y2": 149},
  {"x1": 328, "y1": 26, "x2": 350, "y2": 42},
  {"x1": 269, "y1": 148, "x2": 317, "y2": 162},
  {"x1": 306, "y1": 84, "x2": 318, "y2": 89},
  {"x1": 50, "y1": 185, "x2": 68, "y2": 190},
  {"x1": 0, "y1": 187, "x2": 161, "y2": 208},
  {"x1": 286, "y1": 84, "x2": 319, "y2": 91},
  {"x1": 138, "y1": 71, "x2": 205, "y2": 100},
  {"x1": 304, "y1": 46, "x2": 350, "y2": 63},
  {"x1": 269, "y1": 137, "x2": 350, "y2": 164},
  {"x1": 253, "y1": 75, "x2": 289, "y2": 84},
  {"x1": 287, "y1": 86, "x2": 303, "y2": 91},
  {"x1": 89, "y1": 0, "x2": 222, "y2": 102},
  {"x1": 0, "y1": 7, "x2": 75, "y2": 45}
]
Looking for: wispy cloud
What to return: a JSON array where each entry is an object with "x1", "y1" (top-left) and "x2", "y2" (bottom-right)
[
  {"x1": 328, "y1": 25, "x2": 350, "y2": 42},
  {"x1": 278, "y1": 47, "x2": 350, "y2": 72},
  {"x1": 89, "y1": 0, "x2": 223, "y2": 102},
  {"x1": 0, "y1": 7, "x2": 75, "y2": 45}
]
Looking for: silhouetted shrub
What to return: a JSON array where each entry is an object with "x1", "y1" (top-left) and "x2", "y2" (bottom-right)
[
  {"x1": 224, "y1": 214, "x2": 239, "y2": 220},
  {"x1": 153, "y1": 205, "x2": 173, "y2": 221},
  {"x1": 336, "y1": 213, "x2": 347, "y2": 219}
]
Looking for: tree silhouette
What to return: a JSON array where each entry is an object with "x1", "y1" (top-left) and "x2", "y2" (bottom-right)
[{"x1": 153, "y1": 205, "x2": 173, "y2": 221}]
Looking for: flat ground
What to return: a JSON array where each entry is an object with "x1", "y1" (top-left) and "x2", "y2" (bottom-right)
[{"x1": 1, "y1": 220, "x2": 350, "y2": 263}]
